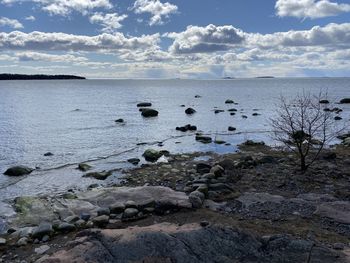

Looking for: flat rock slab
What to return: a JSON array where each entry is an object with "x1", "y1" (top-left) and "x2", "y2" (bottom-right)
[
  {"x1": 237, "y1": 192, "x2": 285, "y2": 208},
  {"x1": 315, "y1": 201, "x2": 350, "y2": 224},
  {"x1": 36, "y1": 223, "x2": 346, "y2": 263}
]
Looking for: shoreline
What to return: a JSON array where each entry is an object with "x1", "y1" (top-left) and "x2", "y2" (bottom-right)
[{"x1": 1, "y1": 140, "x2": 350, "y2": 262}]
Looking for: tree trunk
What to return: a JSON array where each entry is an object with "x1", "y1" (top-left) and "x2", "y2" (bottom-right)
[{"x1": 300, "y1": 156, "x2": 307, "y2": 171}]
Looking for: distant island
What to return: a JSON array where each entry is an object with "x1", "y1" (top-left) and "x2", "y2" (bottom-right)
[
  {"x1": 256, "y1": 76, "x2": 275, "y2": 79},
  {"x1": 0, "y1": 74, "x2": 86, "y2": 80},
  {"x1": 222, "y1": 77, "x2": 235, "y2": 79}
]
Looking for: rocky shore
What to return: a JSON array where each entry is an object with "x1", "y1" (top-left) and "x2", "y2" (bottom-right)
[{"x1": 1, "y1": 138, "x2": 350, "y2": 262}]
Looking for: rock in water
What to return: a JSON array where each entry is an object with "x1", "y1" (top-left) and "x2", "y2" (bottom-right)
[
  {"x1": 228, "y1": 126, "x2": 236, "y2": 131},
  {"x1": 319, "y1": 99, "x2": 330, "y2": 104},
  {"x1": 143, "y1": 149, "x2": 163, "y2": 162},
  {"x1": 141, "y1": 108, "x2": 159, "y2": 117},
  {"x1": 127, "y1": 158, "x2": 140, "y2": 165},
  {"x1": 115, "y1": 118, "x2": 124, "y2": 123},
  {"x1": 4, "y1": 165, "x2": 34, "y2": 176},
  {"x1": 225, "y1": 99, "x2": 234, "y2": 104},
  {"x1": 195, "y1": 135, "x2": 212, "y2": 144},
  {"x1": 185, "y1": 108, "x2": 196, "y2": 115},
  {"x1": 83, "y1": 171, "x2": 112, "y2": 180},
  {"x1": 137, "y1": 102, "x2": 152, "y2": 107},
  {"x1": 340, "y1": 98, "x2": 350, "y2": 104},
  {"x1": 44, "y1": 152, "x2": 54, "y2": 156},
  {"x1": 78, "y1": 163, "x2": 92, "y2": 172},
  {"x1": 32, "y1": 223, "x2": 53, "y2": 239}
]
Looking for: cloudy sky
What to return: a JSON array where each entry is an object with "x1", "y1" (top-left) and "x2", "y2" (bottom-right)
[{"x1": 0, "y1": 0, "x2": 350, "y2": 78}]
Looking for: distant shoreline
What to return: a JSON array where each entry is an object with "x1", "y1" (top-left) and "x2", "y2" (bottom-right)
[{"x1": 0, "y1": 74, "x2": 86, "y2": 80}]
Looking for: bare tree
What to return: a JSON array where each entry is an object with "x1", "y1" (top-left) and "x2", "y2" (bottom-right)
[{"x1": 271, "y1": 92, "x2": 343, "y2": 171}]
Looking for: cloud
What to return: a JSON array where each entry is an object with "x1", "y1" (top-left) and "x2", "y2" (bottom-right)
[
  {"x1": 275, "y1": 0, "x2": 350, "y2": 19},
  {"x1": 89, "y1": 12, "x2": 128, "y2": 33},
  {"x1": 165, "y1": 24, "x2": 245, "y2": 54},
  {"x1": 0, "y1": 17, "x2": 23, "y2": 29},
  {"x1": 15, "y1": 51, "x2": 88, "y2": 63},
  {"x1": 1, "y1": 0, "x2": 112, "y2": 16},
  {"x1": 0, "y1": 31, "x2": 161, "y2": 52},
  {"x1": 25, "y1": 16, "x2": 36, "y2": 21},
  {"x1": 132, "y1": 0, "x2": 178, "y2": 26}
]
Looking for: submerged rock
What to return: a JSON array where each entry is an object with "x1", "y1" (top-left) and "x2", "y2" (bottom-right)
[
  {"x1": 228, "y1": 126, "x2": 236, "y2": 131},
  {"x1": 185, "y1": 107, "x2": 196, "y2": 115},
  {"x1": 141, "y1": 108, "x2": 159, "y2": 117},
  {"x1": 319, "y1": 99, "x2": 330, "y2": 104},
  {"x1": 44, "y1": 152, "x2": 54, "y2": 156},
  {"x1": 127, "y1": 158, "x2": 140, "y2": 165},
  {"x1": 176, "y1": 124, "x2": 197, "y2": 132},
  {"x1": 78, "y1": 163, "x2": 92, "y2": 172},
  {"x1": 4, "y1": 165, "x2": 34, "y2": 176},
  {"x1": 84, "y1": 171, "x2": 112, "y2": 180},
  {"x1": 143, "y1": 149, "x2": 163, "y2": 162},
  {"x1": 115, "y1": 118, "x2": 124, "y2": 123},
  {"x1": 225, "y1": 99, "x2": 234, "y2": 104},
  {"x1": 195, "y1": 135, "x2": 212, "y2": 144}
]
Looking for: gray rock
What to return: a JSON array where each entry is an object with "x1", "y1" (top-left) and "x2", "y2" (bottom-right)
[
  {"x1": 109, "y1": 203, "x2": 125, "y2": 214},
  {"x1": 189, "y1": 191, "x2": 205, "y2": 208},
  {"x1": 57, "y1": 223, "x2": 76, "y2": 233},
  {"x1": 196, "y1": 163, "x2": 212, "y2": 174},
  {"x1": 64, "y1": 215, "x2": 80, "y2": 223},
  {"x1": 92, "y1": 215, "x2": 109, "y2": 227},
  {"x1": 314, "y1": 201, "x2": 350, "y2": 224},
  {"x1": 127, "y1": 158, "x2": 140, "y2": 165},
  {"x1": 83, "y1": 171, "x2": 111, "y2": 180},
  {"x1": 35, "y1": 245, "x2": 50, "y2": 255},
  {"x1": 97, "y1": 207, "x2": 110, "y2": 216},
  {"x1": 143, "y1": 149, "x2": 163, "y2": 162},
  {"x1": 210, "y1": 165, "x2": 224, "y2": 177},
  {"x1": 123, "y1": 208, "x2": 139, "y2": 219},
  {"x1": 0, "y1": 237, "x2": 6, "y2": 245},
  {"x1": 17, "y1": 237, "x2": 28, "y2": 246},
  {"x1": 125, "y1": 200, "x2": 137, "y2": 208},
  {"x1": 32, "y1": 223, "x2": 53, "y2": 239},
  {"x1": 42, "y1": 235, "x2": 50, "y2": 242},
  {"x1": 4, "y1": 165, "x2": 34, "y2": 176}
]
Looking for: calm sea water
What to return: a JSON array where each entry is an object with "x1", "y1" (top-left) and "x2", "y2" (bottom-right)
[{"x1": 0, "y1": 78, "x2": 349, "y2": 205}]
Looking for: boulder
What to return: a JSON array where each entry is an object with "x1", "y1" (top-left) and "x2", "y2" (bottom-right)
[
  {"x1": 189, "y1": 191, "x2": 205, "y2": 208},
  {"x1": 44, "y1": 152, "x2": 54, "y2": 156},
  {"x1": 227, "y1": 108, "x2": 237, "y2": 112},
  {"x1": 32, "y1": 222, "x2": 53, "y2": 239},
  {"x1": 228, "y1": 126, "x2": 236, "y2": 131},
  {"x1": 210, "y1": 165, "x2": 225, "y2": 177},
  {"x1": 185, "y1": 108, "x2": 196, "y2": 115},
  {"x1": 340, "y1": 98, "x2": 350, "y2": 104},
  {"x1": 115, "y1": 118, "x2": 124, "y2": 123},
  {"x1": 83, "y1": 171, "x2": 112, "y2": 180},
  {"x1": 196, "y1": 163, "x2": 212, "y2": 174},
  {"x1": 225, "y1": 99, "x2": 234, "y2": 104},
  {"x1": 195, "y1": 135, "x2": 212, "y2": 144},
  {"x1": 127, "y1": 158, "x2": 140, "y2": 165},
  {"x1": 122, "y1": 208, "x2": 139, "y2": 219},
  {"x1": 176, "y1": 124, "x2": 197, "y2": 132},
  {"x1": 92, "y1": 215, "x2": 109, "y2": 227},
  {"x1": 57, "y1": 223, "x2": 76, "y2": 233},
  {"x1": 314, "y1": 201, "x2": 350, "y2": 224},
  {"x1": 4, "y1": 165, "x2": 34, "y2": 176},
  {"x1": 141, "y1": 108, "x2": 158, "y2": 117},
  {"x1": 214, "y1": 110, "x2": 224, "y2": 114},
  {"x1": 319, "y1": 99, "x2": 330, "y2": 104},
  {"x1": 334, "y1": 116, "x2": 342, "y2": 120},
  {"x1": 143, "y1": 149, "x2": 163, "y2": 162},
  {"x1": 137, "y1": 102, "x2": 152, "y2": 107},
  {"x1": 78, "y1": 163, "x2": 92, "y2": 172}
]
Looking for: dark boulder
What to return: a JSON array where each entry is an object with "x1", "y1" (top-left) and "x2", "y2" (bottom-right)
[
  {"x1": 195, "y1": 135, "x2": 212, "y2": 144},
  {"x1": 196, "y1": 163, "x2": 212, "y2": 174},
  {"x1": 115, "y1": 118, "x2": 124, "y2": 123},
  {"x1": 340, "y1": 98, "x2": 350, "y2": 104},
  {"x1": 225, "y1": 99, "x2": 234, "y2": 104},
  {"x1": 78, "y1": 163, "x2": 92, "y2": 172},
  {"x1": 319, "y1": 99, "x2": 330, "y2": 104},
  {"x1": 141, "y1": 108, "x2": 159, "y2": 118},
  {"x1": 334, "y1": 116, "x2": 342, "y2": 120},
  {"x1": 137, "y1": 102, "x2": 152, "y2": 107},
  {"x1": 44, "y1": 152, "x2": 54, "y2": 156},
  {"x1": 127, "y1": 158, "x2": 140, "y2": 165},
  {"x1": 185, "y1": 108, "x2": 196, "y2": 115},
  {"x1": 214, "y1": 110, "x2": 224, "y2": 114},
  {"x1": 4, "y1": 166, "x2": 34, "y2": 176},
  {"x1": 143, "y1": 149, "x2": 163, "y2": 162},
  {"x1": 176, "y1": 124, "x2": 197, "y2": 132},
  {"x1": 83, "y1": 171, "x2": 112, "y2": 180},
  {"x1": 228, "y1": 126, "x2": 236, "y2": 131}
]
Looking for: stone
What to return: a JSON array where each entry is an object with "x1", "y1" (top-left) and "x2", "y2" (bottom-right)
[
  {"x1": 80, "y1": 213, "x2": 91, "y2": 221},
  {"x1": 214, "y1": 109, "x2": 224, "y2": 114},
  {"x1": 75, "y1": 219, "x2": 86, "y2": 228},
  {"x1": 78, "y1": 163, "x2": 92, "y2": 172},
  {"x1": 43, "y1": 152, "x2": 54, "y2": 156},
  {"x1": 195, "y1": 135, "x2": 212, "y2": 144},
  {"x1": 225, "y1": 99, "x2": 234, "y2": 104},
  {"x1": 122, "y1": 208, "x2": 139, "y2": 219},
  {"x1": 32, "y1": 223, "x2": 53, "y2": 239},
  {"x1": 176, "y1": 124, "x2": 197, "y2": 132},
  {"x1": 0, "y1": 238, "x2": 6, "y2": 245},
  {"x1": 143, "y1": 149, "x2": 163, "y2": 162},
  {"x1": 4, "y1": 166, "x2": 34, "y2": 176},
  {"x1": 125, "y1": 200, "x2": 137, "y2": 208},
  {"x1": 319, "y1": 99, "x2": 330, "y2": 104},
  {"x1": 109, "y1": 203, "x2": 125, "y2": 214},
  {"x1": 64, "y1": 215, "x2": 80, "y2": 223},
  {"x1": 127, "y1": 158, "x2": 140, "y2": 165},
  {"x1": 217, "y1": 159, "x2": 235, "y2": 170},
  {"x1": 200, "y1": 221, "x2": 210, "y2": 227},
  {"x1": 115, "y1": 118, "x2": 124, "y2": 123},
  {"x1": 42, "y1": 235, "x2": 50, "y2": 242},
  {"x1": 227, "y1": 108, "x2": 237, "y2": 112},
  {"x1": 83, "y1": 171, "x2": 111, "y2": 180},
  {"x1": 189, "y1": 191, "x2": 205, "y2": 208},
  {"x1": 17, "y1": 237, "x2": 28, "y2": 246},
  {"x1": 228, "y1": 126, "x2": 236, "y2": 131},
  {"x1": 196, "y1": 163, "x2": 212, "y2": 174},
  {"x1": 35, "y1": 245, "x2": 50, "y2": 255},
  {"x1": 141, "y1": 108, "x2": 158, "y2": 117},
  {"x1": 92, "y1": 215, "x2": 109, "y2": 227},
  {"x1": 137, "y1": 102, "x2": 152, "y2": 107},
  {"x1": 340, "y1": 98, "x2": 350, "y2": 104},
  {"x1": 57, "y1": 223, "x2": 76, "y2": 233},
  {"x1": 210, "y1": 165, "x2": 225, "y2": 177},
  {"x1": 334, "y1": 116, "x2": 342, "y2": 120},
  {"x1": 97, "y1": 207, "x2": 110, "y2": 216},
  {"x1": 185, "y1": 107, "x2": 196, "y2": 115}
]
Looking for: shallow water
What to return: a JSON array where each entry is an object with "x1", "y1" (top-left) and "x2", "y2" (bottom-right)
[{"x1": 0, "y1": 78, "x2": 349, "y2": 202}]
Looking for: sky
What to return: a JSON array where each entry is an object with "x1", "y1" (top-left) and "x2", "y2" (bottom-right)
[{"x1": 0, "y1": 0, "x2": 350, "y2": 79}]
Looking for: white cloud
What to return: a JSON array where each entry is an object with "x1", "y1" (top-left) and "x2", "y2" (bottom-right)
[
  {"x1": 0, "y1": 31, "x2": 161, "y2": 52},
  {"x1": 25, "y1": 16, "x2": 36, "y2": 21},
  {"x1": 166, "y1": 24, "x2": 245, "y2": 54},
  {"x1": 275, "y1": 0, "x2": 350, "y2": 19},
  {"x1": 1, "y1": 0, "x2": 112, "y2": 16},
  {"x1": 15, "y1": 51, "x2": 88, "y2": 63},
  {"x1": 0, "y1": 17, "x2": 23, "y2": 29},
  {"x1": 89, "y1": 12, "x2": 128, "y2": 33},
  {"x1": 132, "y1": 0, "x2": 178, "y2": 26}
]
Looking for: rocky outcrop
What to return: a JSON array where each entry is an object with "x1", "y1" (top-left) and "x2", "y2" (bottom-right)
[
  {"x1": 141, "y1": 108, "x2": 159, "y2": 117},
  {"x1": 340, "y1": 98, "x2": 350, "y2": 104},
  {"x1": 185, "y1": 108, "x2": 196, "y2": 115},
  {"x1": 36, "y1": 223, "x2": 346, "y2": 263}
]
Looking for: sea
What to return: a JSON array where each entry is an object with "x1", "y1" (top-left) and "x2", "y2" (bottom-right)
[{"x1": 0, "y1": 78, "x2": 349, "y2": 208}]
